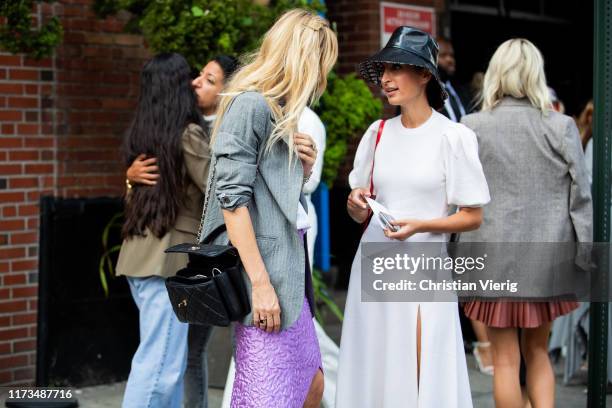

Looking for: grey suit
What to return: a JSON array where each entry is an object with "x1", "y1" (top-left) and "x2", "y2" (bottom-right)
[
  {"x1": 200, "y1": 91, "x2": 311, "y2": 329},
  {"x1": 460, "y1": 97, "x2": 592, "y2": 244}
]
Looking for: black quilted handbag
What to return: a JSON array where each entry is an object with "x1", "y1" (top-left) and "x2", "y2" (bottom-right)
[
  {"x1": 165, "y1": 226, "x2": 250, "y2": 326},
  {"x1": 164, "y1": 159, "x2": 250, "y2": 326}
]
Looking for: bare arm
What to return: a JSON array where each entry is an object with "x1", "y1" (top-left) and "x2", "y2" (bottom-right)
[
  {"x1": 222, "y1": 207, "x2": 268, "y2": 286},
  {"x1": 126, "y1": 154, "x2": 159, "y2": 186},
  {"x1": 385, "y1": 207, "x2": 483, "y2": 240},
  {"x1": 222, "y1": 206, "x2": 281, "y2": 333}
]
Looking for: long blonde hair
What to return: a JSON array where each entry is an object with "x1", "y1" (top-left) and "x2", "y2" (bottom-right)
[
  {"x1": 480, "y1": 38, "x2": 551, "y2": 112},
  {"x1": 211, "y1": 9, "x2": 338, "y2": 161}
]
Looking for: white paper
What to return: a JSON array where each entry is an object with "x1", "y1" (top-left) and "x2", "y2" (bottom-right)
[{"x1": 365, "y1": 197, "x2": 395, "y2": 230}]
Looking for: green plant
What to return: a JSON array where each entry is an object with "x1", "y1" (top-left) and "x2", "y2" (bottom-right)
[
  {"x1": 92, "y1": 1, "x2": 380, "y2": 187},
  {"x1": 312, "y1": 268, "x2": 343, "y2": 324},
  {"x1": 316, "y1": 72, "x2": 383, "y2": 187},
  {"x1": 98, "y1": 212, "x2": 123, "y2": 297},
  {"x1": 93, "y1": 0, "x2": 325, "y2": 68},
  {"x1": 0, "y1": 0, "x2": 63, "y2": 59}
]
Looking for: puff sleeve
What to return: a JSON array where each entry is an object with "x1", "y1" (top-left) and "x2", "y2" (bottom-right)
[
  {"x1": 348, "y1": 120, "x2": 383, "y2": 190},
  {"x1": 442, "y1": 123, "x2": 491, "y2": 207}
]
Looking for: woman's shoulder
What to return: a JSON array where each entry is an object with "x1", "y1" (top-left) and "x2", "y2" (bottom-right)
[
  {"x1": 441, "y1": 116, "x2": 477, "y2": 142},
  {"x1": 185, "y1": 122, "x2": 205, "y2": 134},
  {"x1": 230, "y1": 91, "x2": 271, "y2": 115},
  {"x1": 439, "y1": 117, "x2": 479, "y2": 157},
  {"x1": 355, "y1": 118, "x2": 385, "y2": 142},
  {"x1": 541, "y1": 109, "x2": 575, "y2": 131},
  {"x1": 459, "y1": 110, "x2": 491, "y2": 129},
  {"x1": 182, "y1": 123, "x2": 210, "y2": 155},
  {"x1": 182, "y1": 123, "x2": 206, "y2": 141},
  {"x1": 367, "y1": 118, "x2": 385, "y2": 131},
  {"x1": 540, "y1": 111, "x2": 580, "y2": 155}
]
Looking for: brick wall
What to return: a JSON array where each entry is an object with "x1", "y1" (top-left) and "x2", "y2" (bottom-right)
[
  {"x1": 327, "y1": 0, "x2": 446, "y2": 185},
  {"x1": 0, "y1": 0, "x2": 149, "y2": 386},
  {"x1": 328, "y1": 0, "x2": 446, "y2": 76},
  {"x1": 0, "y1": 49, "x2": 52, "y2": 385}
]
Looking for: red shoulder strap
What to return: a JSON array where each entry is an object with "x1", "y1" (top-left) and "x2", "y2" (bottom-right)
[{"x1": 369, "y1": 119, "x2": 386, "y2": 196}]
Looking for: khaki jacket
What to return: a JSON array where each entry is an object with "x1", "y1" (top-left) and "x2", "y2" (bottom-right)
[{"x1": 116, "y1": 123, "x2": 211, "y2": 278}]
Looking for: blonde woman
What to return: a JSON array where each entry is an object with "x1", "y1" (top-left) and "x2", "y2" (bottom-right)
[
  {"x1": 199, "y1": 9, "x2": 337, "y2": 408},
  {"x1": 461, "y1": 39, "x2": 592, "y2": 407}
]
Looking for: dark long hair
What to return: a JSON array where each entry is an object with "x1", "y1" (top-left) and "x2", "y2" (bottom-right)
[{"x1": 122, "y1": 53, "x2": 204, "y2": 239}]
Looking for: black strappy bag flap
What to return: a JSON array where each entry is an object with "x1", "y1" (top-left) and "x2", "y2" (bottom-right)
[{"x1": 164, "y1": 159, "x2": 250, "y2": 326}]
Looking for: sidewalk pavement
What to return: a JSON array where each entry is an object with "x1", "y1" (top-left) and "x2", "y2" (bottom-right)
[
  {"x1": 4, "y1": 288, "x2": 608, "y2": 407},
  {"x1": 65, "y1": 353, "x2": 603, "y2": 407},
  {"x1": 69, "y1": 320, "x2": 607, "y2": 408}
]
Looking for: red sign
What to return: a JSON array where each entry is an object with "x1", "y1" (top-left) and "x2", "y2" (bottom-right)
[{"x1": 380, "y1": 2, "x2": 436, "y2": 47}]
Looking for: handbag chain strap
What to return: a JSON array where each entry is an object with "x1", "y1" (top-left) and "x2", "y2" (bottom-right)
[{"x1": 195, "y1": 155, "x2": 217, "y2": 244}]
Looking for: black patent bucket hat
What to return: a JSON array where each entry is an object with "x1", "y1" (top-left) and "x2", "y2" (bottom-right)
[{"x1": 359, "y1": 26, "x2": 448, "y2": 109}]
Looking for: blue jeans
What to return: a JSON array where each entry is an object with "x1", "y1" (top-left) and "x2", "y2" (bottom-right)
[
  {"x1": 123, "y1": 276, "x2": 188, "y2": 408},
  {"x1": 184, "y1": 324, "x2": 214, "y2": 408}
]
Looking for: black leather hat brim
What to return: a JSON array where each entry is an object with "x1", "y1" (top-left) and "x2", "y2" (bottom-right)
[{"x1": 358, "y1": 46, "x2": 448, "y2": 107}]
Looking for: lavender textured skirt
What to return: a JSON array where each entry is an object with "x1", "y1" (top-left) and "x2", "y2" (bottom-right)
[{"x1": 230, "y1": 231, "x2": 322, "y2": 408}]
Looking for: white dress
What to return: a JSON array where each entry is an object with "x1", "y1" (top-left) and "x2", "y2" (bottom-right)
[{"x1": 335, "y1": 110, "x2": 490, "y2": 408}]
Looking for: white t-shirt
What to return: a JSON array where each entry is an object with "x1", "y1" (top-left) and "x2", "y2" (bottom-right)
[
  {"x1": 349, "y1": 110, "x2": 490, "y2": 240},
  {"x1": 296, "y1": 107, "x2": 326, "y2": 231}
]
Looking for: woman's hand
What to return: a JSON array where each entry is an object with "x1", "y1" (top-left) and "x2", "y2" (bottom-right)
[
  {"x1": 347, "y1": 187, "x2": 371, "y2": 223},
  {"x1": 294, "y1": 132, "x2": 317, "y2": 178},
  {"x1": 251, "y1": 279, "x2": 281, "y2": 333},
  {"x1": 384, "y1": 219, "x2": 423, "y2": 241},
  {"x1": 127, "y1": 154, "x2": 159, "y2": 186}
]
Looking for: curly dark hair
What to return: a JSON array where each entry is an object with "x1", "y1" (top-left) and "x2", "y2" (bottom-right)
[{"x1": 122, "y1": 53, "x2": 204, "y2": 239}]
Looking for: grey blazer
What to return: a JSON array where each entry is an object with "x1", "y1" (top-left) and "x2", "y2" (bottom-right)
[
  {"x1": 199, "y1": 91, "x2": 310, "y2": 329},
  {"x1": 460, "y1": 97, "x2": 592, "y2": 243}
]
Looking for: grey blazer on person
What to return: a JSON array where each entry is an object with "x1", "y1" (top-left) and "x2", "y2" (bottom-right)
[
  {"x1": 199, "y1": 91, "x2": 310, "y2": 329},
  {"x1": 460, "y1": 96, "x2": 592, "y2": 243}
]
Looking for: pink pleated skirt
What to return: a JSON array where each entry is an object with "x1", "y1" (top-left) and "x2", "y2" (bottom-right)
[{"x1": 464, "y1": 300, "x2": 579, "y2": 328}]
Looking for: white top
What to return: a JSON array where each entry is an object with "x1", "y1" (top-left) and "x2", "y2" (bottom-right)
[
  {"x1": 300, "y1": 106, "x2": 326, "y2": 195},
  {"x1": 349, "y1": 110, "x2": 490, "y2": 238},
  {"x1": 295, "y1": 107, "x2": 326, "y2": 231}
]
